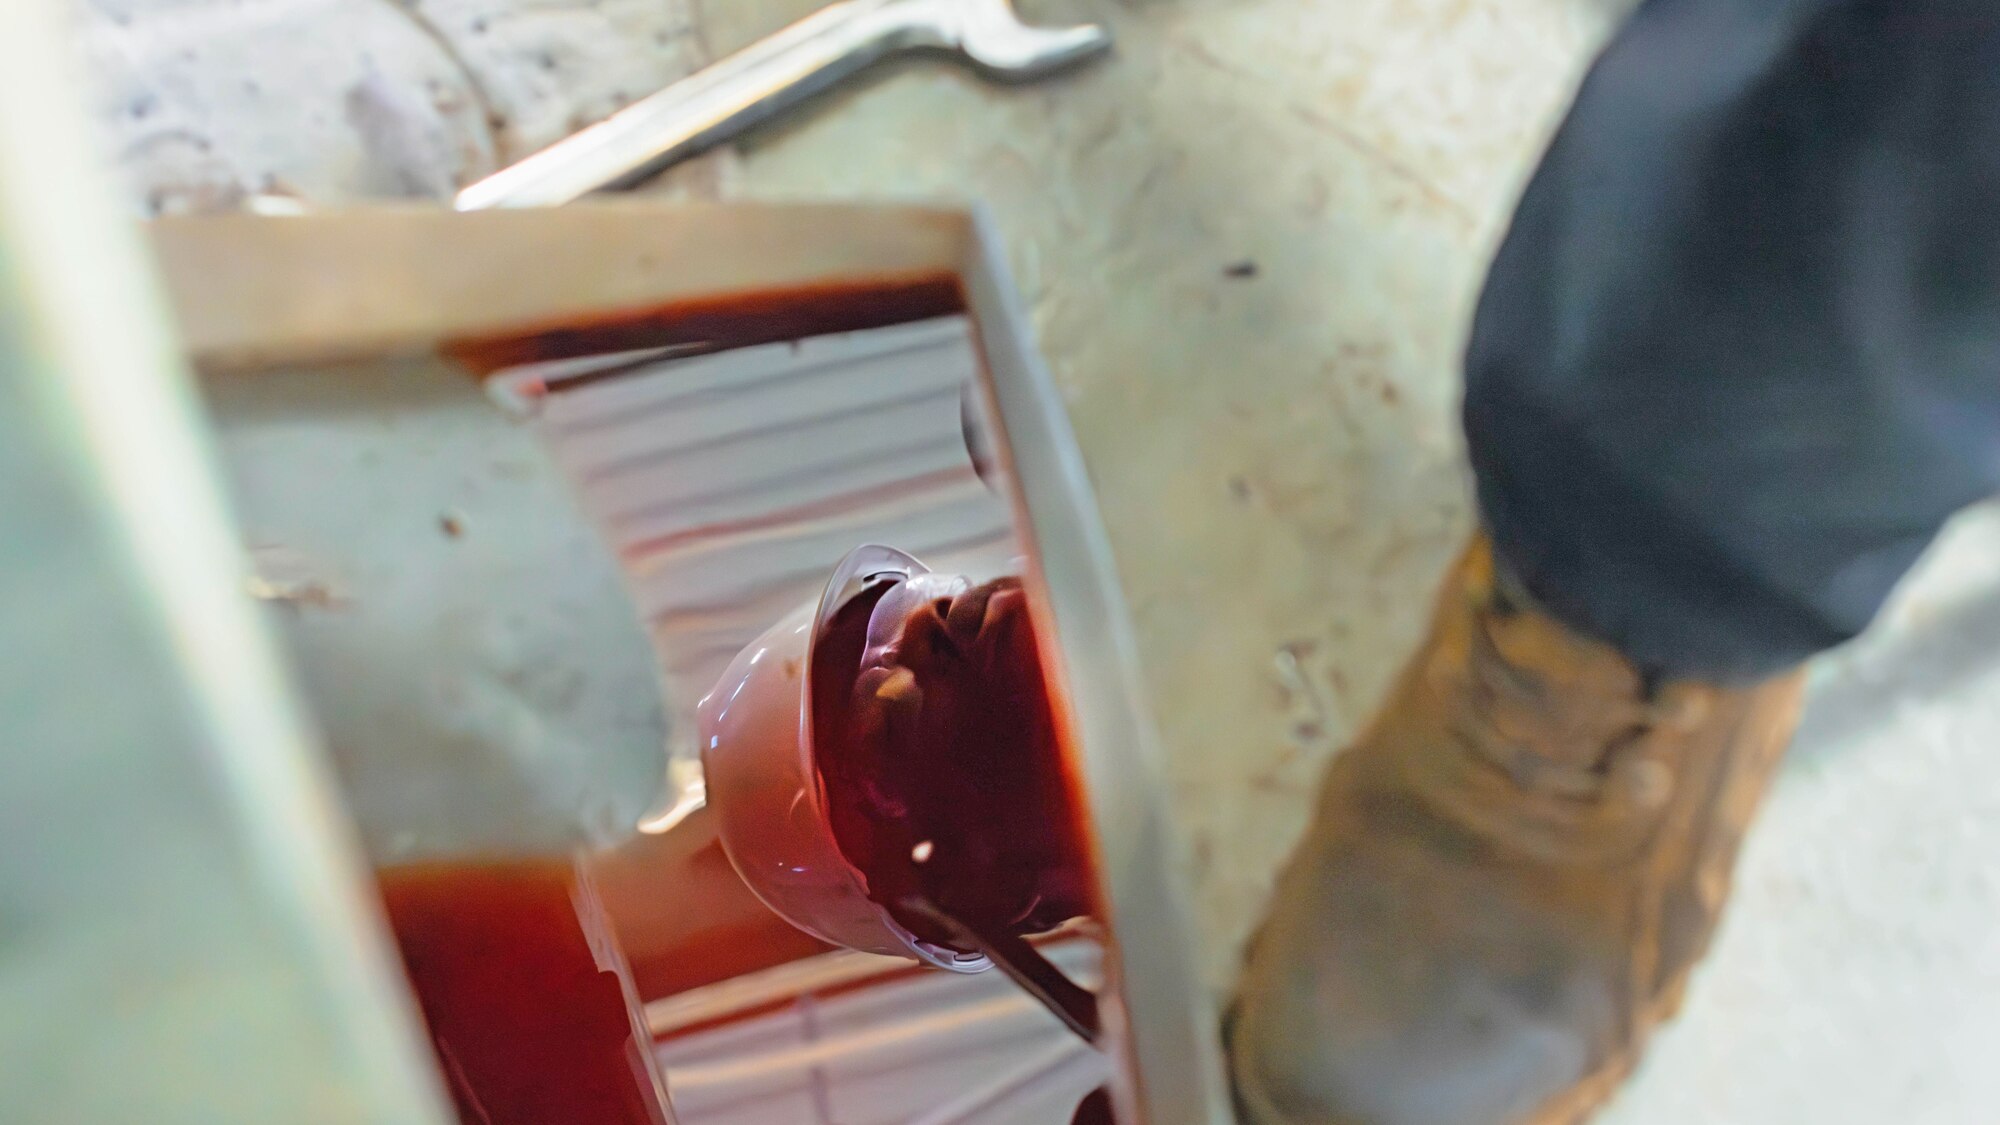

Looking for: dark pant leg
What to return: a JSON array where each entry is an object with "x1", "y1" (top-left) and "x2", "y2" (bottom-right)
[{"x1": 1464, "y1": 0, "x2": 2000, "y2": 681}]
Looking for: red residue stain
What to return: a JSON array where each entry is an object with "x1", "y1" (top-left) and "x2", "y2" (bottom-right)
[
  {"x1": 615, "y1": 463, "x2": 979, "y2": 565},
  {"x1": 444, "y1": 273, "x2": 966, "y2": 378}
]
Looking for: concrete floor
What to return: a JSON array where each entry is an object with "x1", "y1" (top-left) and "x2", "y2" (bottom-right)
[
  {"x1": 706, "y1": 0, "x2": 1612, "y2": 993},
  {"x1": 90, "y1": 0, "x2": 2000, "y2": 1118},
  {"x1": 699, "y1": 2, "x2": 2000, "y2": 1121}
]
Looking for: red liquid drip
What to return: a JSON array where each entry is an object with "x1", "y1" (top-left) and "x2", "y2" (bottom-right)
[
  {"x1": 812, "y1": 576, "x2": 1098, "y2": 950},
  {"x1": 377, "y1": 859, "x2": 671, "y2": 1125}
]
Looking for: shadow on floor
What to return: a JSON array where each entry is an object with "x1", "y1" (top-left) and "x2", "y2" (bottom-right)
[{"x1": 1787, "y1": 583, "x2": 2000, "y2": 769}]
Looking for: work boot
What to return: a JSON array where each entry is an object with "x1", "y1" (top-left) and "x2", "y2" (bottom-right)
[{"x1": 1227, "y1": 537, "x2": 1806, "y2": 1125}]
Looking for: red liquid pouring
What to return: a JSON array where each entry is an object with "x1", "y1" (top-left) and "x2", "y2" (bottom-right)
[
  {"x1": 376, "y1": 859, "x2": 671, "y2": 1125},
  {"x1": 811, "y1": 575, "x2": 1098, "y2": 950}
]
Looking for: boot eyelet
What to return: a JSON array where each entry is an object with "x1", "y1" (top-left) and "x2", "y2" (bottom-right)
[{"x1": 1618, "y1": 758, "x2": 1674, "y2": 810}]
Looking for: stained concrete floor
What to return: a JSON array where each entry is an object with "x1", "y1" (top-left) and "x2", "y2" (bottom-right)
[{"x1": 698, "y1": 2, "x2": 2000, "y2": 1121}]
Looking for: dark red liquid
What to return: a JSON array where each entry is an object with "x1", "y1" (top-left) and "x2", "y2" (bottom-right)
[
  {"x1": 812, "y1": 576, "x2": 1098, "y2": 950},
  {"x1": 377, "y1": 859, "x2": 671, "y2": 1125},
  {"x1": 445, "y1": 274, "x2": 965, "y2": 376}
]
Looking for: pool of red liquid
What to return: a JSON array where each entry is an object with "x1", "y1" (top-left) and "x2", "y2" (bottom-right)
[{"x1": 376, "y1": 859, "x2": 671, "y2": 1125}]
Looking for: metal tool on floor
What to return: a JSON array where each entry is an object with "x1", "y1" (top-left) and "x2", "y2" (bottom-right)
[{"x1": 453, "y1": 0, "x2": 1111, "y2": 210}]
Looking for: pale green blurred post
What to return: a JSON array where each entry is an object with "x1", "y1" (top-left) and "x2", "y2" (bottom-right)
[{"x1": 0, "y1": 0, "x2": 450, "y2": 1120}]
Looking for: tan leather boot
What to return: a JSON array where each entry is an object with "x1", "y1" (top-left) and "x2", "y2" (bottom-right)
[{"x1": 1227, "y1": 538, "x2": 1806, "y2": 1125}]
